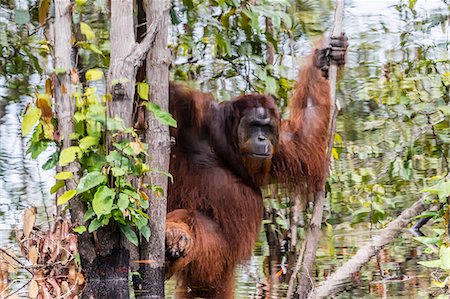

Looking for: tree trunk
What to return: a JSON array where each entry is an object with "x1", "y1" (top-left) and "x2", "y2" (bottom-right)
[
  {"x1": 80, "y1": 2, "x2": 139, "y2": 297},
  {"x1": 53, "y1": 0, "x2": 98, "y2": 278},
  {"x1": 139, "y1": 0, "x2": 171, "y2": 297}
]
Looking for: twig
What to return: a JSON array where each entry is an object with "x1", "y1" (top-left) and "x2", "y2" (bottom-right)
[{"x1": 0, "y1": 248, "x2": 32, "y2": 275}]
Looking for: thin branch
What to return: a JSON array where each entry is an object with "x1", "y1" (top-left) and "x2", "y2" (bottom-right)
[
  {"x1": 127, "y1": 19, "x2": 160, "y2": 69},
  {"x1": 286, "y1": 1, "x2": 345, "y2": 298}
]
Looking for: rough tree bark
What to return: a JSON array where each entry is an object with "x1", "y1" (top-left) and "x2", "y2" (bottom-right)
[
  {"x1": 81, "y1": 1, "x2": 138, "y2": 298},
  {"x1": 140, "y1": 0, "x2": 171, "y2": 297},
  {"x1": 287, "y1": 1, "x2": 345, "y2": 298},
  {"x1": 53, "y1": 0, "x2": 97, "y2": 279}
]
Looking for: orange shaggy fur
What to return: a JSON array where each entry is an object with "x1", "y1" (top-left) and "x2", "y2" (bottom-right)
[{"x1": 165, "y1": 49, "x2": 330, "y2": 298}]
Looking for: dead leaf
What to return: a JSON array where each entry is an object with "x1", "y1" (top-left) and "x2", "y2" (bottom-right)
[
  {"x1": 36, "y1": 94, "x2": 53, "y2": 122},
  {"x1": 129, "y1": 142, "x2": 141, "y2": 155},
  {"x1": 0, "y1": 249, "x2": 19, "y2": 273},
  {"x1": 62, "y1": 84, "x2": 67, "y2": 94},
  {"x1": 60, "y1": 248, "x2": 69, "y2": 265},
  {"x1": 139, "y1": 191, "x2": 149, "y2": 201},
  {"x1": 29, "y1": 279, "x2": 39, "y2": 298},
  {"x1": 71, "y1": 68, "x2": 79, "y2": 84},
  {"x1": 61, "y1": 281, "x2": 70, "y2": 295},
  {"x1": 77, "y1": 272, "x2": 85, "y2": 285},
  {"x1": 28, "y1": 246, "x2": 39, "y2": 265},
  {"x1": 45, "y1": 78, "x2": 52, "y2": 95},
  {"x1": 68, "y1": 262, "x2": 77, "y2": 284},
  {"x1": 38, "y1": 0, "x2": 50, "y2": 25},
  {"x1": 23, "y1": 207, "x2": 37, "y2": 238}
]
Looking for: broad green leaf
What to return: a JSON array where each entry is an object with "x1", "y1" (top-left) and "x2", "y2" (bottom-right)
[
  {"x1": 42, "y1": 152, "x2": 58, "y2": 170},
  {"x1": 59, "y1": 146, "x2": 81, "y2": 166},
  {"x1": 83, "y1": 208, "x2": 96, "y2": 222},
  {"x1": 76, "y1": 0, "x2": 88, "y2": 6},
  {"x1": 418, "y1": 260, "x2": 441, "y2": 268},
  {"x1": 80, "y1": 22, "x2": 95, "y2": 40},
  {"x1": 88, "y1": 218, "x2": 103, "y2": 232},
  {"x1": 76, "y1": 171, "x2": 106, "y2": 193},
  {"x1": 117, "y1": 193, "x2": 130, "y2": 211},
  {"x1": 122, "y1": 189, "x2": 140, "y2": 200},
  {"x1": 440, "y1": 246, "x2": 450, "y2": 270},
  {"x1": 92, "y1": 186, "x2": 115, "y2": 216},
  {"x1": 139, "y1": 198, "x2": 149, "y2": 209},
  {"x1": 120, "y1": 226, "x2": 138, "y2": 246},
  {"x1": 54, "y1": 172, "x2": 73, "y2": 180},
  {"x1": 73, "y1": 226, "x2": 86, "y2": 234},
  {"x1": 57, "y1": 190, "x2": 77, "y2": 205},
  {"x1": 438, "y1": 106, "x2": 450, "y2": 116},
  {"x1": 50, "y1": 180, "x2": 65, "y2": 194},
  {"x1": 414, "y1": 236, "x2": 440, "y2": 245},
  {"x1": 144, "y1": 102, "x2": 177, "y2": 127},
  {"x1": 22, "y1": 107, "x2": 41, "y2": 136},
  {"x1": 79, "y1": 136, "x2": 98, "y2": 151},
  {"x1": 137, "y1": 82, "x2": 149, "y2": 100},
  {"x1": 106, "y1": 117, "x2": 126, "y2": 131},
  {"x1": 139, "y1": 225, "x2": 151, "y2": 242},
  {"x1": 111, "y1": 167, "x2": 126, "y2": 177},
  {"x1": 438, "y1": 181, "x2": 450, "y2": 200},
  {"x1": 85, "y1": 69, "x2": 104, "y2": 81}
]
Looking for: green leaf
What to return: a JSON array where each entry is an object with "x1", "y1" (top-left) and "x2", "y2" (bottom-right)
[
  {"x1": 57, "y1": 190, "x2": 77, "y2": 205},
  {"x1": 54, "y1": 171, "x2": 73, "y2": 180},
  {"x1": 76, "y1": 0, "x2": 88, "y2": 6},
  {"x1": 118, "y1": 193, "x2": 130, "y2": 211},
  {"x1": 77, "y1": 171, "x2": 107, "y2": 193},
  {"x1": 140, "y1": 198, "x2": 149, "y2": 209},
  {"x1": 111, "y1": 167, "x2": 126, "y2": 177},
  {"x1": 106, "y1": 117, "x2": 126, "y2": 131},
  {"x1": 122, "y1": 189, "x2": 140, "y2": 200},
  {"x1": 144, "y1": 102, "x2": 177, "y2": 127},
  {"x1": 22, "y1": 107, "x2": 41, "y2": 136},
  {"x1": 414, "y1": 236, "x2": 440, "y2": 245},
  {"x1": 50, "y1": 180, "x2": 65, "y2": 194},
  {"x1": 418, "y1": 260, "x2": 441, "y2": 268},
  {"x1": 85, "y1": 69, "x2": 104, "y2": 81},
  {"x1": 27, "y1": 141, "x2": 49, "y2": 159},
  {"x1": 80, "y1": 22, "x2": 95, "y2": 40},
  {"x1": 92, "y1": 186, "x2": 115, "y2": 216},
  {"x1": 137, "y1": 82, "x2": 149, "y2": 100},
  {"x1": 88, "y1": 218, "x2": 103, "y2": 232},
  {"x1": 120, "y1": 226, "x2": 138, "y2": 246},
  {"x1": 14, "y1": 9, "x2": 30, "y2": 25},
  {"x1": 440, "y1": 246, "x2": 450, "y2": 270},
  {"x1": 139, "y1": 225, "x2": 151, "y2": 242},
  {"x1": 42, "y1": 152, "x2": 58, "y2": 170},
  {"x1": 59, "y1": 146, "x2": 81, "y2": 167},
  {"x1": 83, "y1": 208, "x2": 96, "y2": 222},
  {"x1": 73, "y1": 226, "x2": 87, "y2": 234},
  {"x1": 79, "y1": 136, "x2": 98, "y2": 151},
  {"x1": 438, "y1": 181, "x2": 450, "y2": 200}
]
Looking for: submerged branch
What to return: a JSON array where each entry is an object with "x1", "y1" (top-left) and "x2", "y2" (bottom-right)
[{"x1": 308, "y1": 198, "x2": 432, "y2": 299}]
